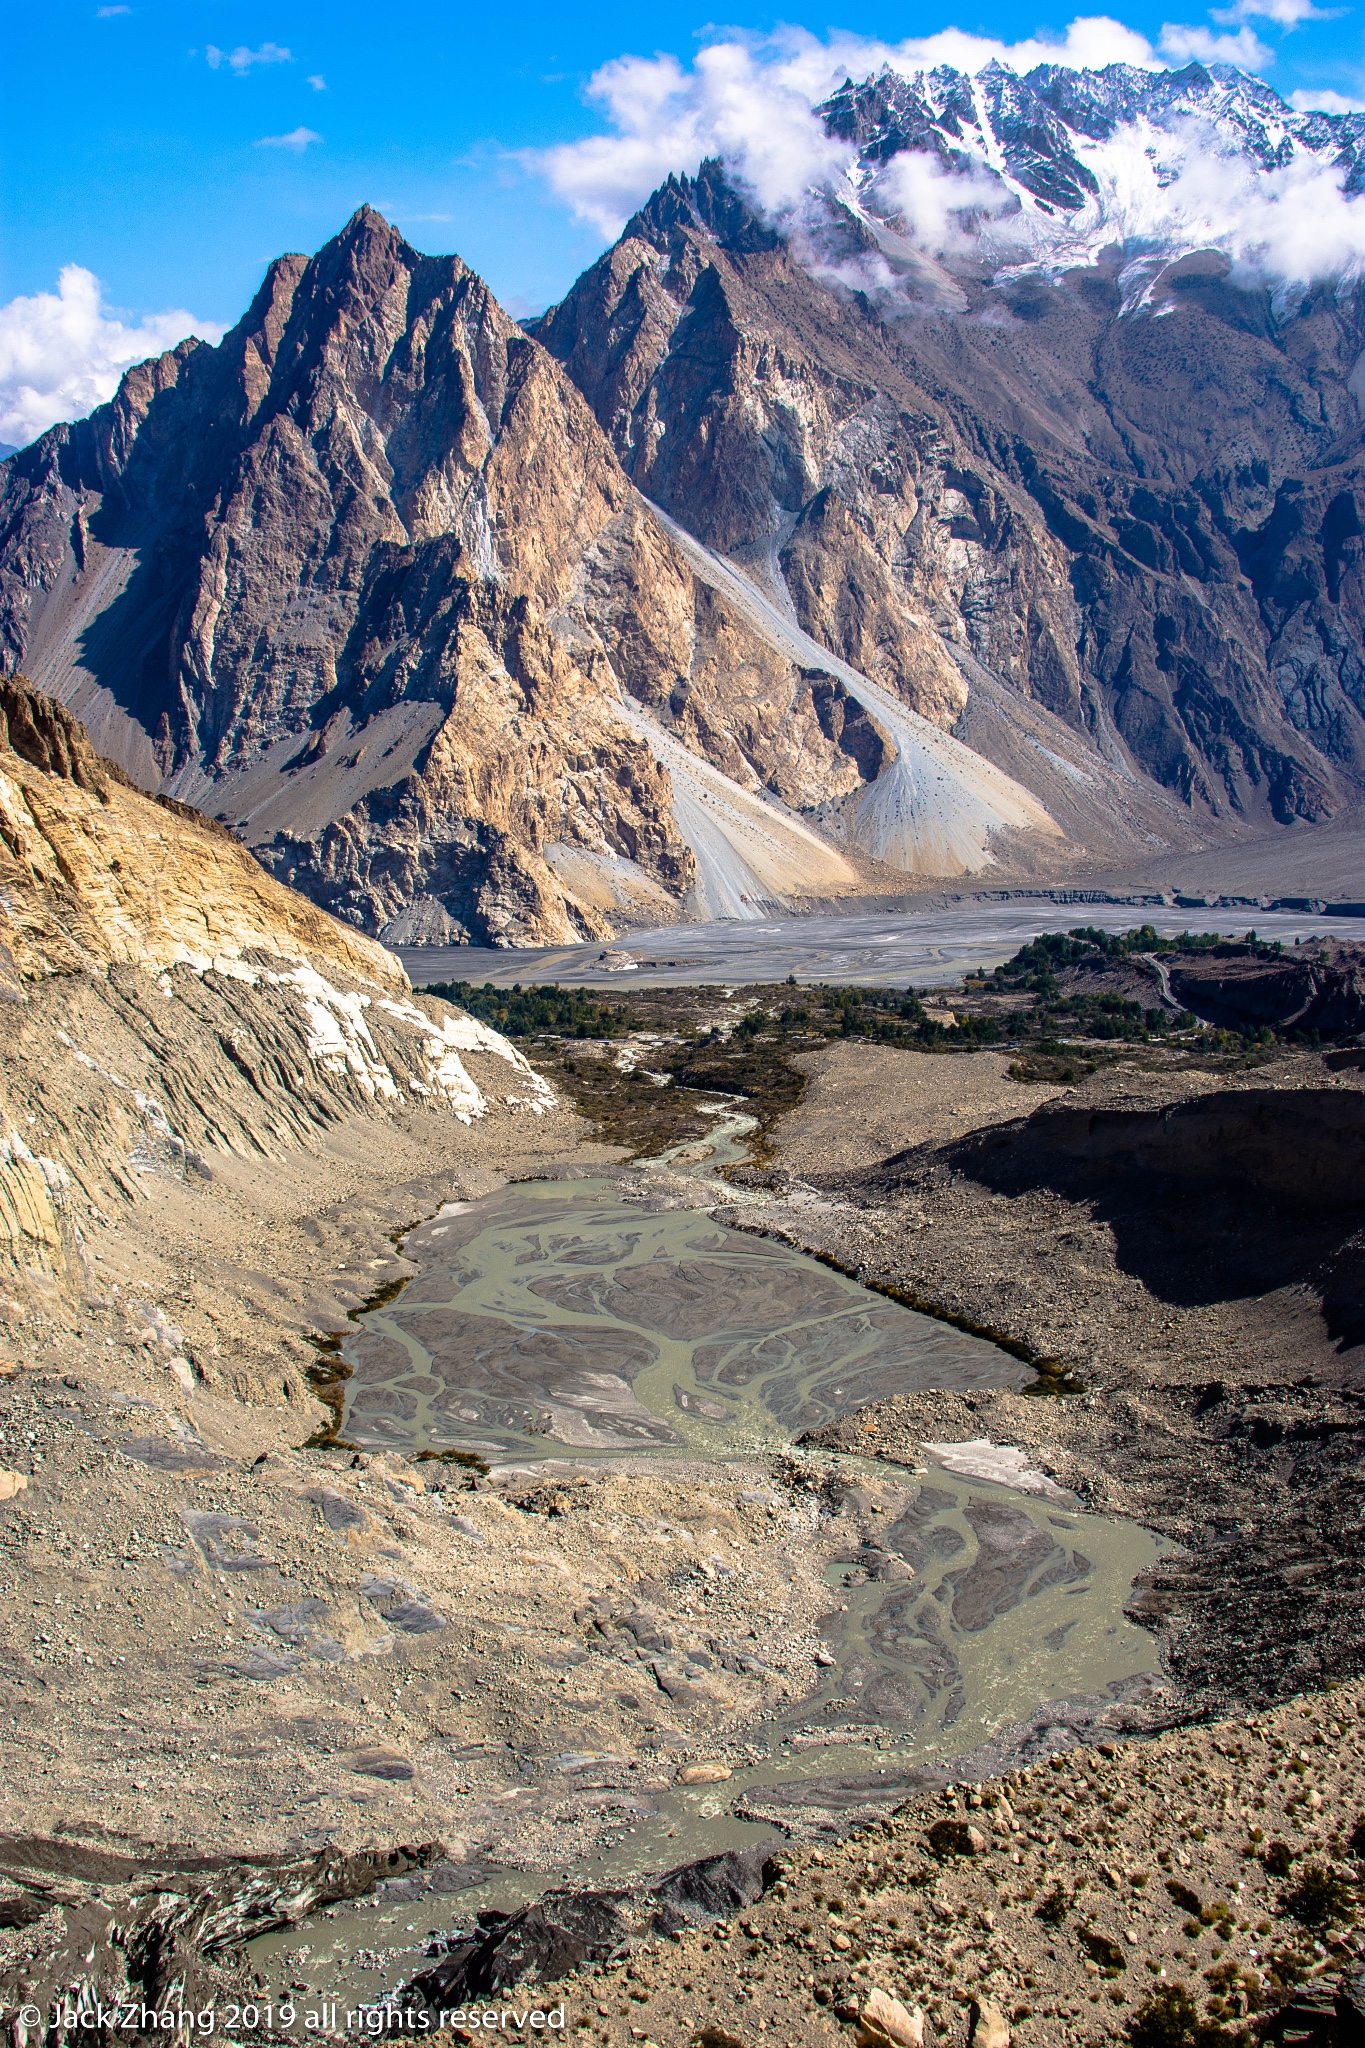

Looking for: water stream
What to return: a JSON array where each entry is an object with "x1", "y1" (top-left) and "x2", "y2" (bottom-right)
[
  {"x1": 342, "y1": 1176, "x2": 1028, "y2": 1465},
  {"x1": 250, "y1": 1126, "x2": 1161, "y2": 2006}
]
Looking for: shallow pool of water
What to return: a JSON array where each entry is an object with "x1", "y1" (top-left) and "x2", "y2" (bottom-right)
[
  {"x1": 339, "y1": 1176, "x2": 1159, "y2": 1761},
  {"x1": 342, "y1": 1177, "x2": 1029, "y2": 1461},
  {"x1": 270, "y1": 1173, "x2": 1161, "y2": 2015},
  {"x1": 248, "y1": 1438, "x2": 1160, "y2": 2014}
]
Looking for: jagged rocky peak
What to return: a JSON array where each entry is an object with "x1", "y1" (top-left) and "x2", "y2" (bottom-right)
[
  {"x1": 821, "y1": 61, "x2": 1099, "y2": 215},
  {"x1": 0, "y1": 207, "x2": 708, "y2": 946},
  {"x1": 822, "y1": 67, "x2": 974, "y2": 165},
  {"x1": 533, "y1": 144, "x2": 1365, "y2": 844},
  {"x1": 5, "y1": 206, "x2": 1078, "y2": 948},
  {"x1": 622, "y1": 158, "x2": 783, "y2": 257},
  {"x1": 6, "y1": 152, "x2": 1365, "y2": 955}
]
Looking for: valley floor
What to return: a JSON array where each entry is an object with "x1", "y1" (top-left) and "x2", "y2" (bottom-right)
[
  {"x1": 738, "y1": 1042, "x2": 1365, "y2": 1713},
  {"x1": 4, "y1": 1031, "x2": 1365, "y2": 2048},
  {"x1": 540, "y1": 1042, "x2": 1365, "y2": 2045}
]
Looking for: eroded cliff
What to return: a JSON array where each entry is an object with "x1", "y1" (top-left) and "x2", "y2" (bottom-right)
[{"x1": 0, "y1": 680, "x2": 558, "y2": 1327}]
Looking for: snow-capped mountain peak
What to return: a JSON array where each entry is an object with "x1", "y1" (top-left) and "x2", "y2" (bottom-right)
[{"x1": 809, "y1": 59, "x2": 1365, "y2": 291}]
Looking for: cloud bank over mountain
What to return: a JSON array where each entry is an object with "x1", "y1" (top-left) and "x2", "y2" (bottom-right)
[
  {"x1": 531, "y1": 16, "x2": 1365, "y2": 293},
  {"x1": 6, "y1": 11, "x2": 1365, "y2": 453},
  {"x1": 534, "y1": 21, "x2": 1159, "y2": 239},
  {"x1": 0, "y1": 266, "x2": 223, "y2": 449}
]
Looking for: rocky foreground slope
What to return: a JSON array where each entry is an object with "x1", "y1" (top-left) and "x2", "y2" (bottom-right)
[
  {"x1": 1, "y1": 773, "x2": 1364, "y2": 2042},
  {"x1": 0, "y1": 676, "x2": 558, "y2": 1336},
  {"x1": 444, "y1": 1682, "x2": 1365, "y2": 2048}
]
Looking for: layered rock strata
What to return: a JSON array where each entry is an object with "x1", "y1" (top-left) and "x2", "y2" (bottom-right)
[{"x1": 0, "y1": 679, "x2": 554, "y2": 1310}]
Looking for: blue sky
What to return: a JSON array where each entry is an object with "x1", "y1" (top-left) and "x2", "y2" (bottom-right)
[
  {"x1": 8, "y1": 0, "x2": 1365, "y2": 322},
  {"x1": 1, "y1": 0, "x2": 1363, "y2": 445}
]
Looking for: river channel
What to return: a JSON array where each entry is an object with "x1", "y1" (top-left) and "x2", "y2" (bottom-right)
[{"x1": 250, "y1": 1131, "x2": 1162, "y2": 2006}]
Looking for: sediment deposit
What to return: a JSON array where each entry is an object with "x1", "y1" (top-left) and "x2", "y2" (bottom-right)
[
  {"x1": 726, "y1": 1043, "x2": 1365, "y2": 1710},
  {"x1": 2, "y1": 694, "x2": 1364, "y2": 2048}
]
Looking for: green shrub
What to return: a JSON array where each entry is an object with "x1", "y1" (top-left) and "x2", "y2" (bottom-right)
[
  {"x1": 422, "y1": 980, "x2": 637, "y2": 1039},
  {"x1": 1125, "y1": 1983, "x2": 1249, "y2": 2046},
  {"x1": 1280, "y1": 1860, "x2": 1355, "y2": 1927}
]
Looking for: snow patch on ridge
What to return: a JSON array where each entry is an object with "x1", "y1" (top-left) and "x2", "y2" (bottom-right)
[
  {"x1": 278, "y1": 968, "x2": 558, "y2": 1119},
  {"x1": 284, "y1": 965, "x2": 401, "y2": 1104},
  {"x1": 375, "y1": 997, "x2": 558, "y2": 1117}
]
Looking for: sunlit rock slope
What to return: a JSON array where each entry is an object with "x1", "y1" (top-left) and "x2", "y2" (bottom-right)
[{"x1": 0, "y1": 679, "x2": 553, "y2": 1303}]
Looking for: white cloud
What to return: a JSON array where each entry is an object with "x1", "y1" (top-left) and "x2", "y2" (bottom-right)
[
  {"x1": 96, "y1": 6, "x2": 130, "y2": 16},
  {"x1": 528, "y1": 16, "x2": 1365, "y2": 296},
  {"x1": 1213, "y1": 0, "x2": 1333, "y2": 24},
  {"x1": 953, "y1": 106, "x2": 1365, "y2": 288},
  {"x1": 206, "y1": 41, "x2": 292, "y2": 74},
  {"x1": 531, "y1": 20, "x2": 1163, "y2": 241},
  {"x1": 254, "y1": 126, "x2": 322, "y2": 153},
  {"x1": 1156, "y1": 21, "x2": 1274, "y2": 61},
  {"x1": 877, "y1": 148, "x2": 1023, "y2": 259},
  {"x1": 307, "y1": 73, "x2": 326, "y2": 90},
  {"x1": 1108, "y1": 123, "x2": 1365, "y2": 281},
  {"x1": 0, "y1": 266, "x2": 224, "y2": 450},
  {"x1": 1290, "y1": 85, "x2": 1365, "y2": 109}
]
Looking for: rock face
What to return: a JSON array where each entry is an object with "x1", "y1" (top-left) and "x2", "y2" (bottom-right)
[
  {"x1": 533, "y1": 143, "x2": 1365, "y2": 839},
  {"x1": 1167, "y1": 945, "x2": 1365, "y2": 1038},
  {"x1": 949, "y1": 1082, "x2": 1365, "y2": 1213},
  {"x1": 0, "y1": 213, "x2": 705, "y2": 945},
  {"x1": 0, "y1": 674, "x2": 402, "y2": 991},
  {"x1": 0, "y1": 208, "x2": 1172, "y2": 948},
  {"x1": 818, "y1": 59, "x2": 1365, "y2": 241},
  {"x1": 401, "y1": 1845, "x2": 777, "y2": 2006},
  {"x1": 0, "y1": 679, "x2": 555, "y2": 1299},
  {"x1": 0, "y1": 210, "x2": 1066, "y2": 945}
]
